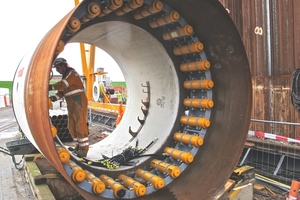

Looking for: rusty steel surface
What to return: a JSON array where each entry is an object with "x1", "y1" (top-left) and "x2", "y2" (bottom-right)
[
  {"x1": 220, "y1": 0, "x2": 300, "y2": 139},
  {"x1": 14, "y1": 0, "x2": 251, "y2": 199}
]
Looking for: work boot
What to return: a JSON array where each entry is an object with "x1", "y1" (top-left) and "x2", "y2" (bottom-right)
[
  {"x1": 75, "y1": 146, "x2": 89, "y2": 157},
  {"x1": 68, "y1": 144, "x2": 79, "y2": 152},
  {"x1": 74, "y1": 150, "x2": 87, "y2": 157}
]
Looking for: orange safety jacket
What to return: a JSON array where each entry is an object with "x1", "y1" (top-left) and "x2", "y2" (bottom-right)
[
  {"x1": 52, "y1": 68, "x2": 85, "y2": 99},
  {"x1": 52, "y1": 67, "x2": 89, "y2": 154}
]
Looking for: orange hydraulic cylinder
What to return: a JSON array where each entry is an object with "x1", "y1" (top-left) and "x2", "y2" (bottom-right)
[
  {"x1": 150, "y1": 159, "x2": 181, "y2": 179},
  {"x1": 98, "y1": 0, "x2": 123, "y2": 17},
  {"x1": 99, "y1": 174, "x2": 126, "y2": 198},
  {"x1": 183, "y1": 79, "x2": 214, "y2": 90},
  {"x1": 67, "y1": 17, "x2": 81, "y2": 33},
  {"x1": 67, "y1": 161, "x2": 86, "y2": 183},
  {"x1": 55, "y1": 40, "x2": 65, "y2": 55},
  {"x1": 118, "y1": 174, "x2": 146, "y2": 197},
  {"x1": 180, "y1": 60, "x2": 211, "y2": 72},
  {"x1": 48, "y1": 98, "x2": 53, "y2": 109},
  {"x1": 183, "y1": 98, "x2": 214, "y2": 109},
  {"x1": 180, "y1": 115, "x2": 210, "y2": 128},
  {"x1": 133, "y1": 0, "x2": 163, "y2": 20},
  {"x1": 162, "y1": 25, "x2": 193, "y2": 40},
  {"x1": 173, "y1": 132, "x2": 204, "y2": 147},
  {"x1": 116, "y1": 0, "x2": 144, "y2": 16},
  {"x1": 57, "y1": 147, "x2": 70, "y2": 164},
  {"x1": 173, "y1": 42, "x2": 203, "y2": 55},
  {"x1": 164, "y1": 147, "x2": 194, "y2": 164},
  {"x1": 85, "y1": 171, "x2": 106, "y2": 194},
  {"x1": 135, "y1": 169, "x2": 164, "y2": 189},
  {"x1": 80, "y1": 2, "x2": 101, "y2": 22},
  {"x1": 51, "y1": 125, "x2": 57, "y2": 138},
  {"x1": 149, "y1": 10, "x2": 180, "y2": 28}
]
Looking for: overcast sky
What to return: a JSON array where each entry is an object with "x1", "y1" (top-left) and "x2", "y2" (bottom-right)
[{"x1": 0, "y1": 0, "x2": 124, "y2": 82}]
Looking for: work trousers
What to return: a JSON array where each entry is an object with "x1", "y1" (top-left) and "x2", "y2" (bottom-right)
[{"x1": 66, "y1": 93, "x2": 89, "y2": 154}]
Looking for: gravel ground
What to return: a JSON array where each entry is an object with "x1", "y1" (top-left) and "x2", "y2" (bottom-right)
[{"x1": 0, "y1": 106, "x2": 35, "y2": 200}]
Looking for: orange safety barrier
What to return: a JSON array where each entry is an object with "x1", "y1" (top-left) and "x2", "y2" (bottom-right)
[
  {"x1": 287, "y1": 180, "x2": 300, "y2": 200},
  {"x1": 3, "y1": 95, "x2": 8, "y2": 107},
  {"x1": 116, "y1": 103, "x2": 124, "y2": 126}
]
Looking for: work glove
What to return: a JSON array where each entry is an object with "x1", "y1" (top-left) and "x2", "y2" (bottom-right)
[
  {"x1": 48, "y1": 85, "x2": 54, "y2": 91},
  {"x1": 49, "y1": 96, "x2": 57, "y2": 102}
]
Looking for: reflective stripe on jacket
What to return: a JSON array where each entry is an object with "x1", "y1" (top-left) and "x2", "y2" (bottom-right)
[{"x1": 53, "y1": 68, "x2": 85, "y2": 99}]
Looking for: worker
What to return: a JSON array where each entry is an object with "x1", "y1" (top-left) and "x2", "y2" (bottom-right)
[
  {"x1": 48, "y1": 57, "x2": 89, "y2": 157},
  {"x1": 117, "y1": 90, "x2": 123, "y2": 104}
]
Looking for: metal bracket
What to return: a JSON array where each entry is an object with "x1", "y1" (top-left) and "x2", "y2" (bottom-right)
[{"x1": 128, "y1": 81, "x2": 150, "y2": 141}]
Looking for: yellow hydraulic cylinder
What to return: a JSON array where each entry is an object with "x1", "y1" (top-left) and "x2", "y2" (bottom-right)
[
  {"x1": 67, "y1": 17, "x2": 81, "y2": 33},
  {"x1": 57, "y1": 147, "x2": 70, "y2": 164},
  {"x1": 67, "y1": 161, "x2": 86, "y2": 183},
  {"x1": 183, "y1": 79, "x2": 214, "y2": 90},
  {"x1": 116, "y1": 0, "x2": 144, "y2": 16},
  {"x1": 99, "y1": 0, "x2": 123, "y2": 17},
  {"x1": 135, "y1": 169, "x2": 164, "y2": 189},
  {"x1": 85, "y1": 171, "x2": 106, "y2": 194},
  {"x1": 149, "y1": 10, "x2": 180, "y2": 28},
  {"x1": 180, "y1": 60, "x2": 211, "y2": 72},
  {"x1": 80, "y1": 2, "x2": 101, "y2": 23},
  {"x1": 162, "y1": 25, "x2": 193, "y2": 40},
  {"x1": 173, "y1": 132, "x2": 204, "y2": 147},
  {"x1": 133, "y1": 0, "x2": 163, "y2": 20},
  {"x1": 51, "y1": 125, "x2": 57, "y2": 138},
  {"x1": 118, "y1": 174, "x2": 146, "y2": 197},
  {"x1": 150, "y1": 159, "x2": 181, "y2": 179},
  {"x1": 55, "y1": 40, "x2": 65, "y2": 55},
  {"x1": 180, "y1": 116, "x2": 210, "y2": 128},
  {"x1": 164, "y1": 147, "x2": 194, "y2": 164},
  {"x1": 48, "y1": 97, "x2": 53, "y2": 109},
  {"x1": 173, "y1": 42, "x2": 203, "y2": 55},
  {"x1": 183, "y1": 98, "x2": 214, "y2": 109},
  {"x1": 99, "y1": 174, "x2": 126, "y2": 198}
]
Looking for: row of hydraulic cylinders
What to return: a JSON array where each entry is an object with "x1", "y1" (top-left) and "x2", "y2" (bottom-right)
[
  {"x1": 55, "y1": 132, "x2": 203, "y2": 198},
  {"x1": 59, "y1": 0, "x2": 215, "y2": 130},
  {"x1": 180, "y1": 59, "x2": 214, "y2": 129},
  {"x1": 55, "y1": 0, "x2": 205, "y2": 59}
]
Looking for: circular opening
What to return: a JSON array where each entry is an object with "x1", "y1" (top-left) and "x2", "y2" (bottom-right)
[{"x1": 69, "y1": 21, "x2": 180, "y2": 167}]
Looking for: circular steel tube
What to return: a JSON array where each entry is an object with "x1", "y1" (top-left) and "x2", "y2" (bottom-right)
[{"x1": 13, "y1": 0, "x2": 252, "y2": 199}]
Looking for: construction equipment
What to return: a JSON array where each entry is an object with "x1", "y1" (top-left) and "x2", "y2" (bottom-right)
[
  {"x1": 12, "y1": 0, "x2": 252, "y2": 199},
  {"x1": 0, "y1": 138, "x2": 38, "y2": 169}
]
